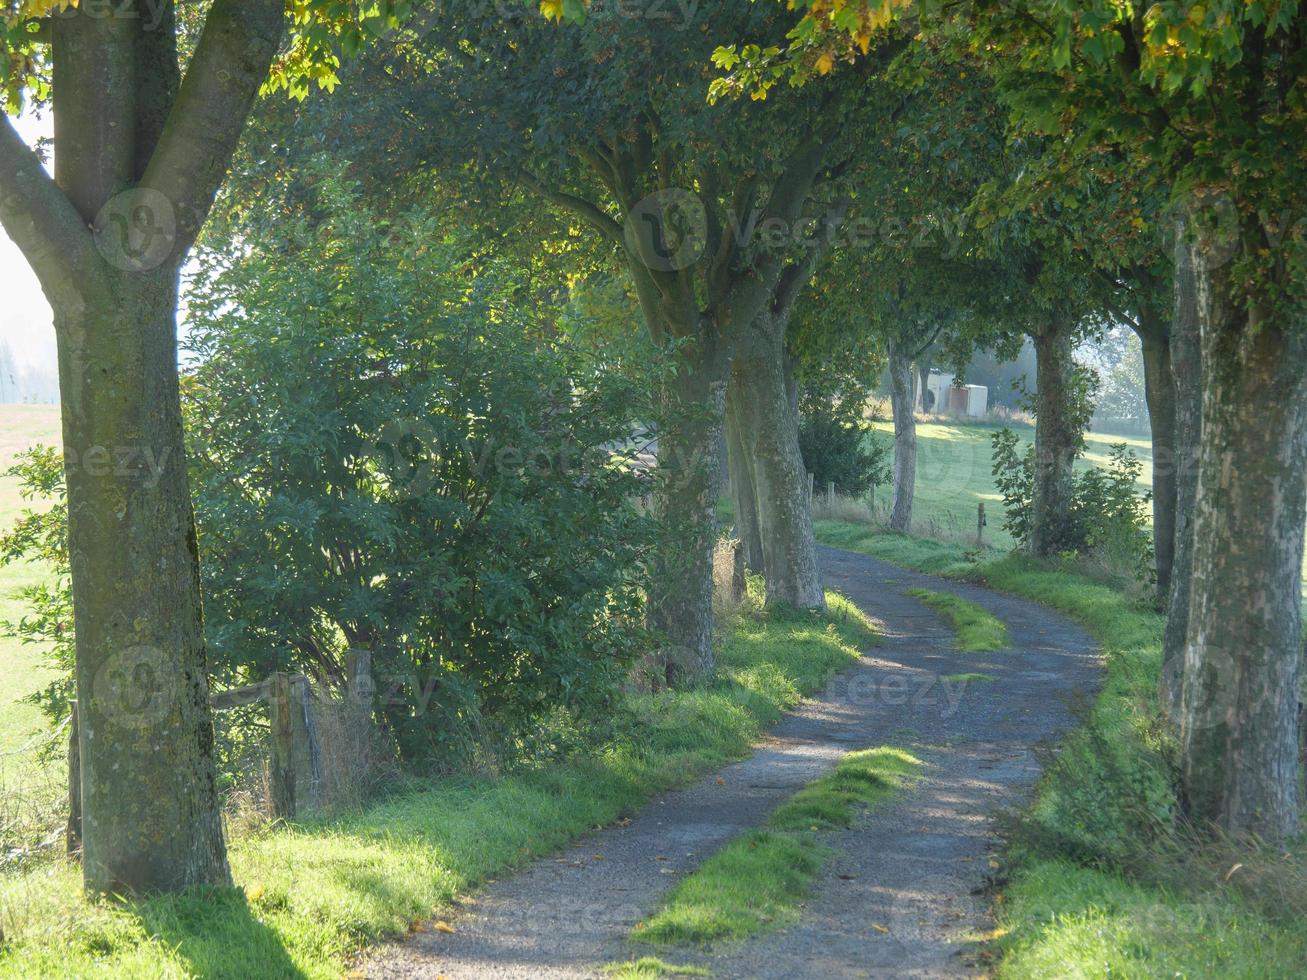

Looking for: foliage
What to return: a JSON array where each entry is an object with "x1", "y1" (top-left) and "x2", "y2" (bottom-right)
[
  {"x1": 1, "y1": 0, "x2": 418, "y2": 109},
  {"x1": 797, "y1": 398, "x2": 890, "y2": 498},
  {"x1": 1, "y1": 169, "x2": 660, "y2": 770},
  {"x1": 184, "y1": 170, "x2": 657, "y2": 767},
  {"x1": 0, "y1": 591, "x2": 874, "y2": 978},
  {"x1": 1085, "y1": 327, "x2": 1149, "y2": 433}
]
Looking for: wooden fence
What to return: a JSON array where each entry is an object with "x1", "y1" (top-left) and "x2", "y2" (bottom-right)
[{"x1": 68, "y1": 651, "x2": 373, "y2": 853}]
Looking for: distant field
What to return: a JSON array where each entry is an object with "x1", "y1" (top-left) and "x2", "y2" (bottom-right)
[
  {"x1": 867, "y1": 417, "x2": 1153, "y2": 551},
  {"x1": 0, "y1": 404, "x2": 61, "y2": 753}
]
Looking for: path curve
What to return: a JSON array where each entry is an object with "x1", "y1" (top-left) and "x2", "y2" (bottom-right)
[{"x1": 361, "y1": 546, "x2": 1100, "y2": 979}]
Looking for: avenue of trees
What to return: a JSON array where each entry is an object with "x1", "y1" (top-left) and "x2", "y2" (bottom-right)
[{"x1": 0, "y1": 0, "x2": 1303, "y2": 897}]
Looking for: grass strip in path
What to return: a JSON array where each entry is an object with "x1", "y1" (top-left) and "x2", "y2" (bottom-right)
[
  {"x1": 0, "y1": 590, "x2": 873, "y2": 980},
  {"x1": 616, "y1": 747, "x2": 920, "y2": 955},
  {"x1": 815, "y1": 521, "x2": 1307, "y2": 978},
  {"x1": 604, "y1": 957, "x2": 714, "y2": 978},
  {"x1": 905, "y1": 587, "x2": 1008, "y2": 652}
]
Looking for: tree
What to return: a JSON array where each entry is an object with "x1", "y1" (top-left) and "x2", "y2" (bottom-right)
[
  {"x1": 358, "y1": 4, "x2": 889, "y2": 668},
  {"x1": 0, "y1": 0, "x2": 410, "y2": 894}
]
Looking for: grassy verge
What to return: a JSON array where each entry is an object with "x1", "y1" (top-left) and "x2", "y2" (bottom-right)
[
  {"x1": 623, "y1": 747, "x2": 920, "y2": 951},
  {"x1": 906, "y1": 588, "x2": 1008, "y2": 652},
  {"x1": 815, "y1": 520, "x2": 1307, "y2": 977},
  {"x1": 0, "y1": 589, "x2": 873, "y2": 980}
]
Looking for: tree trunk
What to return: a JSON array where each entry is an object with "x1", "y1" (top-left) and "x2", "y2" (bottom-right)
[
  {"x1": 887, "y1": 339, "x2": 916, "y2": 533},
  {"x1": 1161, "y1": 223, "x2": 1203, "y2": 719},
  {"x1": 1178, "y1": 239, "x2": 1306, "y2": 841},
  {"x1": 1028, "y1": 322, "x2": 1080, "y2": 557},
  {"x1": 730, "y1": 315, "x2": 825, "y2": 610},
  {"x1": 57, "y1": 273, "x2": 231, "y2": 893},
  {"x1": 726, "y1": 389, "x2": 764, "y2": 573},
  {"x1": 1138, "y1": 323, "x2": 1176, "y2": 603},
  {"x1": 648, "y1": 340, "x2": 730, "y2": 681}
]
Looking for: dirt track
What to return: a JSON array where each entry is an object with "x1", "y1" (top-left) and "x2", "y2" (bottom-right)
[{"x1": 361, "y1": 545, "x2": 1100, "y2": 979}]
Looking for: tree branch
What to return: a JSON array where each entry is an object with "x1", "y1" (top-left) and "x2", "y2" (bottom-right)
[
  {"x1": 0, "y1": 114, "x2": 98, "y2": 305},
  {"x1": 138, "y1": 0, "x2": 285, "y2": 261},
  {"x1": 518, "y1": 171, "x2": 624, "y2": 245}
]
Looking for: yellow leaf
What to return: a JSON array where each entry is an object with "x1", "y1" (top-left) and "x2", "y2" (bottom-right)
[
  {"x1": 244, "y1": 883, "x2": 265, "y2": 903},
  {"x1": 434, "y1": 920, "x2": 456, "y2": 934},
  {"x1": 871, "y1": 923, "x2": 890, "y2": 934},
  {"x1": 816, "y1": 52, "x2": 835, "y2": 75}
]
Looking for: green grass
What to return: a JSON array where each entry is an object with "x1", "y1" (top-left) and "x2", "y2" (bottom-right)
[
  {"x1": 906, "y1": 588, "x2": 1008, "y2": 652},
  {"x1": 631, "y1": 747, "x2": 921, "y2": 948},
  {"x1": 865, "y1": 418, "x2": 1152, "y2": 552},
  {"x1": 942, "y1": 672, "x2": 997, "y2": 684},
  {"x1": 604, "y1": 957, "x2": 713, "y2": 978},
  {"x1": 0, "y1": 588, "x2": 875, "y2": 979},
  {"x1": 814, "y1": 521, "x2": 1307, "y2": 978}
]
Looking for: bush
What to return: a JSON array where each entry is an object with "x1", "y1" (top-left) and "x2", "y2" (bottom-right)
[
  {"x1": 798, "y1": 400, "x2": 890, "y2": 497},
  {"x1": 991, "y1": 430, "x2": 1153, "y2": 585}
]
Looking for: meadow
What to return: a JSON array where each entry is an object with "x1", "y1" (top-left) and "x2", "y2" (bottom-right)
[{"x1": 864, "y1": 415, "x2": 1153, "y2": 550}]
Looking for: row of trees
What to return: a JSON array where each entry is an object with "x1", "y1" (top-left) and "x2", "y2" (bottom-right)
[
  {"x1": 0, "y1": 0, "x2": 1301, "y2": 897},
  {"x1": 729, "y1": 0, "x2": 1306, "y2": 841}
]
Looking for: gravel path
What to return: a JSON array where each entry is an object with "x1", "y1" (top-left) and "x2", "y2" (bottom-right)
[{"x1": 360, "y1": 546, "x2": 1100, "y2": 979}]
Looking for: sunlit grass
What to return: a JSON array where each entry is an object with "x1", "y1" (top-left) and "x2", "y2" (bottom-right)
[
  {"x1": 604, "y1": 957, "x2": 713, "y2": 978},
  {"x1": 906, "y1": 588, "x2": 1008, "y2": 651}
]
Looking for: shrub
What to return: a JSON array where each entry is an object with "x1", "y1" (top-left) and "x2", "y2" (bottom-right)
[
  {"x1": 991, "y1": 429, "x2": 1153, "y2": 583},
  {"x1": 798, "y1": 399, "x2": 891, "y2": 497}
]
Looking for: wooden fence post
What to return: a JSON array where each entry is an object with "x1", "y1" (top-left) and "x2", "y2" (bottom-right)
[
  {"x1": 346, "y1": 649, "x2": 373, "y2": 765},
  {"x1": 289, "y1": 675, "x2": 321, "y2": 815},
  {"x1": 827, "y1": 481, "x2": 835, "y2": 510},
  {"x1": 268, "y1": 673, "x2": 296, "y2": 818},
  {"x1": 977, "y1": 502, "x2": 987, "y2": 546},
  {"x1": 807, "y1": 472, "x2": 815, "y2": 506}
]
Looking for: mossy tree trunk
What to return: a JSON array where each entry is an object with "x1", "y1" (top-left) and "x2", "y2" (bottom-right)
[
  {"x1": 647, "y1": 335, "x2": 731, "y2": 680},
  {"x1": 1028, "y1": 321, "x2": 1080, "y2": 557},
  {"x1": 729, "y1": 311, "x2": 824, "y2": 610},
  {"x1": 0, "y1": 0, "x2": 286, "y2": 894},
  {"x1": 726, "y1": 388, "x2": 764, "y2": 573},
  {"x1": 1160, "y1": 223, "x2": 1203, "y2": 719},
  {"x1": 887, "y1": 337, "x2": 917, "y2": 533},
  {"x1": 1178, "y1": 230, "x2": 1306, "y2": 841}
]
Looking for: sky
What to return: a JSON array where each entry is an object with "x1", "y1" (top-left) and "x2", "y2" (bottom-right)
[{"x1": 0, "y1": 112, "x2": 57, "y2": 377}]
